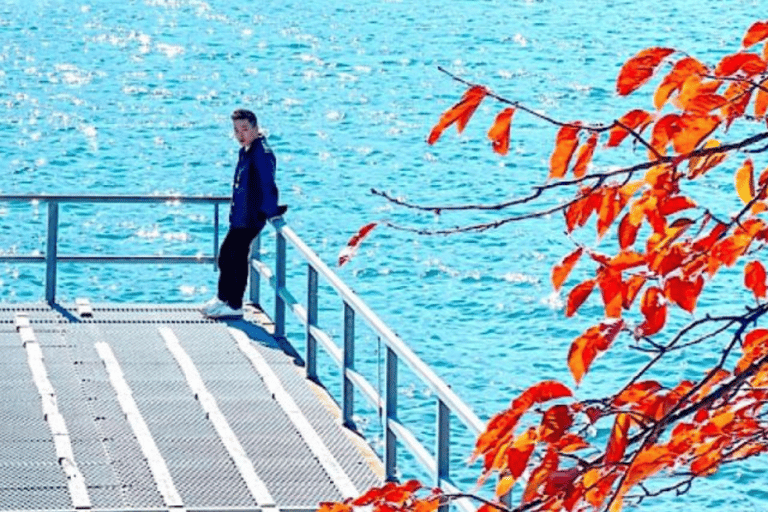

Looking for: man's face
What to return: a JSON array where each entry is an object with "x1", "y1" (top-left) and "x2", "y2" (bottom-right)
[{"x1": 233, "y1": 119, "x2": 258, "y2": 148}]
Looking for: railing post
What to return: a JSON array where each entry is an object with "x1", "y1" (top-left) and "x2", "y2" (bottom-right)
[
  {"x1": 213, "y1": 203, "x2": 220, "y2": 271},
  {"x1": 384, "y1": 345, "x2": 398, "y2": 482},
  {"x1": 45, "y1": 201, "x2": 59, "y2": 304},
  {"x1": 275, "y1": 230, "x2": 286, "y2": 339},
  {"x1": 249, "y1": 233, "x2": 261, "y2": 306},
  {"x1": 306, "y1": 265, "x2": 318, "y2": 381},
  {"x1": 342, "y1": 302, "x2": 355, "y2": 428},
  {"x1": 436, "y1": 399, "x2": 450, "y2": 511}
]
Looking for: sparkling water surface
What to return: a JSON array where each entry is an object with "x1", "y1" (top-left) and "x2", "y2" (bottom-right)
[{"x1": 2, "y1": 0, "x2": 766, "y2": 508}]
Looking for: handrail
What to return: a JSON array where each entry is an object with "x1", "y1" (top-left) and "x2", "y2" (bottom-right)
[
  {"x1": 0, "y1": 194, "x2": 230, "y2": 303},
  {"x1": 1, "y1": 194, "x2": 490, "y2": 509},
  {"x1": 253, "y1": 217, "x2": 488, "y2": 511}
]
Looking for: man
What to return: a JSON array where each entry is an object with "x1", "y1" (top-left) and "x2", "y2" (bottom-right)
[{"x1": 203, "y1": 109, "x2": 282, "y2": 319}]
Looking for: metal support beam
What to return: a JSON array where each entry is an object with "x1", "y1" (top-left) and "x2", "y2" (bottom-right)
[
  {"x1": 306, "y1": 265, "x2": 318, "y2": 381},
  {"x1": 342, "y1": 302, "x2": 355, "y2": 428},
  {"x1": 45, "y1": 201, "x2": 59, "y2": 304},
  {"x1": 275, "y1": 231, "x2": 286, "y2": 339},
  {"x1": 384, "y1": 346, "x2": 398, "y2": 482},
  {"x1": 436, "y1": 400, "x2": 450, "y2": 512},
  {"x1": 249, "y1": 234, "x2": 261, "y2": 306}
]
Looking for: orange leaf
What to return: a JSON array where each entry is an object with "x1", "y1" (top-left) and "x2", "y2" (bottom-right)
[
  {"x1": 566, "y1": 279, "x2": 596, "y2": 317},
  {"x1": 607, "y1": 109, "x2": 654, "y2": 147},
  {"x1": 685, "y1": 93, "x2": 727, "y2": 115},
  {"x1": 622, "y1": 445, "x2": 675, "y2": 492},
  {"x1": 735, "y1": 158, "x2": 755, "y2": 204},
  {"x1": 568, "y1": 320, "x2": 624, "y2": 384},
  {"x1": 743, "y1": 21, "x2": 768, "y2": 49},
  {"x1": 550, "y1": 124, "x2": 581, "y2": 179},
  {"x1": 622, "y1": 274, "x2": 646, "y2": 309},
  {"x1": 649, "y1": 113, "x2": 681, "y2": 157},
  {"x1": 616, "y1": 47, "x2": 676, "y2": 96},
  {"x1": 618, "y1": 213, "x2": 640, "y2": 249},
  {"x1": 553, "y1": 433, "x2": 590, "y2": 453},
  {"x1": 613, "y1": 380, "x2": 663, "y2": 407},
  {"x1": 745, "y1": 260, "x2": 767, "y2": 299},
  {"x1": 653, "y1": 57, "x2": 709, "y2": 109},
  {"x1": 605, "y1": 413, "x2": 631, "y2": 464},
  {"x1": 552, "y1": 247, "x2": 584, "y2": 291},
  {"x1": 722, "y1": 81, "x2": 754, "y2": 127},
  {"x1": 638, "y1": 287, "x2": 666, "y2": 336},
  {"x1": 715, "y1": 52, "x2": 767, "y2": 77},
  {"x1": 688, "y1": 141, "x2": 728, "y2": 178},
  {"x1": 671, "y1": 114, "x2": 720, "y2": 154},
  {"x1": 597, "y1": 267, "x2": 624, "y2": 318},
  {"x1": 427, "y1": 85, "x2": 488, "y2": 144},
  {"x1": 572, "y1": 132, "x2": 598, "y2": 178},
  {"x1": 664, "y1": 275, "x2": 704, "y2": 313},
  {"x1": 522, "y1": 449, "x2": 559, "y2": 503},
  {"x1": 755, "y1": 79, "x2": 768, "y2": 118},
  {"x1": 487, "y1": 107, "x2": 516, "y2": 155},
  {"x1": 736, "y1": 328, "x2": 768, "y2": 374}
]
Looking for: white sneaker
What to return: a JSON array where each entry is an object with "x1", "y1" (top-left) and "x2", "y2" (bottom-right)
[
  {"x1": 203, "y1": 301, "x2": 243, "y2": 319},
  {"x1": 201, "y1": 297, "x2": 224, "y2": 315}
]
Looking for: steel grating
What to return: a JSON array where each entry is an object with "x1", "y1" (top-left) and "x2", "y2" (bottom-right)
[{"x1": 0, "y1": 303, "x2": 384, "y2": 511}]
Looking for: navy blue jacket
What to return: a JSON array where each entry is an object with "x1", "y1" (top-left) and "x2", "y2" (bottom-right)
[{"x1": 229, "y1": 135, "x2": 279, "y2": 228}]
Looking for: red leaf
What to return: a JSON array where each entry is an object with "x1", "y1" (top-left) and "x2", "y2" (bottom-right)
[
  {"x1": 487, "y1": 107, "x2": 515, "y2": 155},
  {"x1": 607, "y1": 109, "x2": 654, "y2": 147},
  {"x1": 507, "y1": 428, "x2": 537, "y2": 479},
  {"x1": 552, "y1": 247, "x2": 584, "y2": 291},
  {"x1": 617, "y1": 47, "x2": 676, "y2": 96},
  {"x1": 743, "y1": 21, "x2": 768, "y2": 49},
  {"x1": 572, "y1": 132, "x2": 599, "y2": 178},
  {"x1": 745, "y1": 260, "x2": 768, "y2": 299},
  {"x1": 637, "y1": 287, "x2": 667, "y2": 336},
  {"x1": 568, "y1": 320, "x2": 624, "y2": 384},
  {"x1": 664, "y1": 275, "x2": 704, "y2": 313},
  {"x1": 338, "y1": 222, "x2": 377, "y2": 267},
  {"x1": 658, "y1": 195, "x2": 697, "y2": 216},
  {"x1": 565, "y1": 279, "x2": 596, "y2": 317},
  {"x1": 550, "y1": 124, "x2": 581, "y2": 179},
  {"x1": 605, "y1": 413, "x2": 631, "y2": 464},
  {"x1": 649, "y1": 113, "x2": 681, "y2": 157},
  {"x1": 427, "y1": 85, "x2": 488, "y2": 144},
  {"x1": 715, "y1": 52, "x2": 767, "y2": 77},
  {"x1": 514, "y1": 381, "x2": 573, "y2": 410},
  {"x1": 755, "y1": 78, "x2": 768, "y2": 118},
  {"x1": 540, "y1": 404, "x2": 574, "y2": 443}
]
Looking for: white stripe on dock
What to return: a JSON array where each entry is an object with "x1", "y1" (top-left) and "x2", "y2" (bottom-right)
[
  {"x1": 16, "y1": 314, "x2": 91, "y2": 510},
  {"x1": 157, "y1": 326, "x2": 277, "y2": 510},
  {"x1": 94, "y1": 341, "x2": 185, "y2": 511},
  {"x1": 228, "y1": 327, "x2": 360, "y2": 500}
]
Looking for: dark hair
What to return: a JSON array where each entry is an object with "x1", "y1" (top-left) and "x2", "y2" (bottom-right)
[{"x1": 231, "y1": 109, "x2": 258, "y2": 127}]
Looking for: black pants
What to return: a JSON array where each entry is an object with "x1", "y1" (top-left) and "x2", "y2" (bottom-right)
[{"x1": 217, "y1": 225, "x2": 264, "y2": 309}]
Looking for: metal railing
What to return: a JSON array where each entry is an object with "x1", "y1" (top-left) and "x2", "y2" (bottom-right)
[
  {"x1": 0, "y1": 194, "x2": 230, "y2": 303},
  {"x1": 251, "y1": 218, "x2": 487, "y2": 511},
  {"x1": 1, "y1": 194, "x2": 489, "y2": 510}
]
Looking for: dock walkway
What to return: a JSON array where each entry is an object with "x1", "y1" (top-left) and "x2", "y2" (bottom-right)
[{"x1": 1, "y1": 302, "x2": 383, "y2": 512}]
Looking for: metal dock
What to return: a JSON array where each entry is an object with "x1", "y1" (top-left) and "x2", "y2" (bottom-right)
[
  {"x1": 0, "y1": 195, "x2": 489, "y2": 512},
  {"x1": 1, "y1": 301, "x2": 382, "y2": 511}
]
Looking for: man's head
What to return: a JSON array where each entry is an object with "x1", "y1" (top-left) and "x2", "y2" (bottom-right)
[{"x1": 232, "y1": 109, "x2": 259, "y2": 148}]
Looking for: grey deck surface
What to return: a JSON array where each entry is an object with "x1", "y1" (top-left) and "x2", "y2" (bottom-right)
[{"x1": 0, "y1": 303, "x2": 382, "y2": 511}]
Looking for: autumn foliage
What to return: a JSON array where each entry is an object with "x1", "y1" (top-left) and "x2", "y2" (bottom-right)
[{"x1": 321, "y1": 20, "x2": 768, "y2": 512}]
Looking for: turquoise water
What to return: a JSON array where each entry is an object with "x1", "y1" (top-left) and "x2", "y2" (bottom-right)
[{"x1": 2, "y1": 0, "x2": 767, "y2": 508}]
